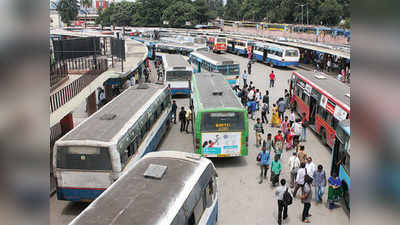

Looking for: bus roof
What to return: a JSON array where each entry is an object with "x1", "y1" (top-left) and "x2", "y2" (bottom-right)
[
  {"x1": 162, "y1": 54, "x2": 191, "y2": 69},
  {"x1": 69, "y1": 151, "x2": 212, "y2": 225},
  {"x1": 293, "y1": 70, "x2": 350, "y2": 111},
  {"x1": 191, "y1": 50, "x2": 235, "y2": 65},
  {"x1": 60, "y1": 84, "x2": 165, "y2": 143},
  {"x1": 193, "y1": 73, "x2": 243, "y2": 110},
  {"x1": 339, "y1": 119, "x2": 350, "y2": 135}
]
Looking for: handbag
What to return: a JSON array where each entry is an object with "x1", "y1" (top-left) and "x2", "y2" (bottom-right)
[{"x1": 256, "y1": 152, "x2": 261, "y2": 162}]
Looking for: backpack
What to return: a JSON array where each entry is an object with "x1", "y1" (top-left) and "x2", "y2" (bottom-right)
[{"x1": 283, "y1": 188, "x2": 293, "y2": 206}]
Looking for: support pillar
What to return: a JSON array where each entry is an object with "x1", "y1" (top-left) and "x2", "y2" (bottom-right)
[
  {"x1": 60, "y1": 113, "x2": 74, "y2": 135},
  {"x1": 87, "y1": 92, "x2": 97, "y2": 116}
]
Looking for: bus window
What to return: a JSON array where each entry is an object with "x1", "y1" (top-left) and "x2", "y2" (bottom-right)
[
  {"x1": 205, "y1": 178, "x2": 214, "y2": 207},
  {"x1": 343, "y1": 152, "x2": 350, "y2": 173},
  {"x1": 331, "y1": 117, "x2": 339, "y2": 130},
  {"x1": 294, "y1": 85, "x2": 300, "y2": 96},
  {"x1": 318, "y1": 106, "x2": 328, "y2": 122},
  {"x1": 276, "y1": 51, "x2": 283, "y2": 57},
  {"x1": 192, "y1": 192, "x2": 205, "y2": 225},
  {"x1": 285, "y1": 50, "x2": 299, "y2": 57},
  {"x1": 201, "y1": 112, "x2": 245, "y2": 132},
  {"x1": 57, "y1": 147, "x2": 112, "y2": 171}
]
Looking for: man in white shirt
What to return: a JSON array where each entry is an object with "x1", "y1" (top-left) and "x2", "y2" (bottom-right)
[
  {"x1": 130, "y1": 76, "x2": 136, "y2": 86},
  {"x1": 275, "y1": 179, "x2": 290, "y2": 225},
  {"x1": 235, "y1": 75, "x2": 240, "y2": 89},
  {"x1": 242, "y1": 70, "x2": 248, "y2": 87},
  {"x1": 292, "y1": 162, "x2": 306, "y2": 197},
  {"x1": 305, "y1": 157, "x2": 316, "y2": 179},
  {"x1": 288, "y1": 152, "x2": 300, "y2": 188}
]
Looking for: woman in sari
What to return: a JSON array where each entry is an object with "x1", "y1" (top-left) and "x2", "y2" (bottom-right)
[
  {"x1": 270, "y1": 104, "x2": 281, "y2": 127},
  {"x1": 328, "y1": 173, "x2": 343, "y2": 209},
  {"x1": 285, "y1": 123, "x2": 295, "y2": 150}
]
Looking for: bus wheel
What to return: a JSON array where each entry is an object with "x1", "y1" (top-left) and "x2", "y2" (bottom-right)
[{"x1": 343, "y1": 183, "x2": 350, "y2": 210}]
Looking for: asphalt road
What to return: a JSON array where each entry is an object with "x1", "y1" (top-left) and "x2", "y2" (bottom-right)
[{"x1": 50, "y1": 52, "x2": 349, "y2": 225}]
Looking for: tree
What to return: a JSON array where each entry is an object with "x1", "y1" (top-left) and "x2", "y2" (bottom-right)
[
  {"x1": 318, "y1": 0, "x2": 343, "y2": 26},
  {"x1": 57, "y1": 0, "x2": 79, "y2": 26},
  {"x1": 225, "y1": 0, "x2": 240, "y2": 20},
  {"x1": 162, "y1": 1, "x2": 198, "y2": 27},
  {"x1": 80, "y1": 0, "x2": 92, "y2": 9}
]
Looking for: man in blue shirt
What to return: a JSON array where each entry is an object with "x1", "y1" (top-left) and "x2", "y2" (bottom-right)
[{"x1": 259, "y1": 146, "x2": 270, "y2": 184}]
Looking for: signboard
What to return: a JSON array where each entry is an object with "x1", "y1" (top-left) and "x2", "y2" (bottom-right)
[
  {"x1": 111, "y1": 38, "x2": 125, "y2": 60},
  {"x1": 333, "y1": 105, "x2": 348, "y2": 121},
  {"x1": 202, "y1": 132, "x2": 241, "y2": 155}
]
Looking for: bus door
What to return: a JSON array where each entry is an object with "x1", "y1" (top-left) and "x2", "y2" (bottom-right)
[
  {"x1": 331, "y1": 139, "x2": 341, "y2": 176},
  {"x1": 263, "y1": 48, "x2": 268, "y2": 62},
  {"x1": 309, "y1": 96, "x2": 318, "y2": 126},
  {"x1": 197, "y1": 61, "x2": 201, "y2": 73}
]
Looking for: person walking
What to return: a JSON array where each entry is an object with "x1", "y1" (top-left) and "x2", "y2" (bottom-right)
[
  {"x1": 281, "y1": 116, "x2": 289, "y2": 141},
  {"x1": 179, "y1": 107, "x2": 186, "y2": 132},
  {"x1": 262, "y1": 90, "x2": 270, "y2": 114},
  {"x1": 301, "y1": 175, "x2": 313, "y2": 223},
  {"x1": 278, "y1": 98, "x2": 286, "y2": 122},
  {"x1": 185, "y1": 106, "x2": 193, "y2": 133},
  {"x1": 289, "y1": 109, "x2": 295, "y2": 126},
  {"x1": 328, "y1": 172, "x2": 342, "y2": 209},
  {"x1": 235, "y1": 75, "x2": 240, "y2": 90},
  {"x1": 288, "y1": 151, "x2": 300, "y2": 188},
  {"x1": 171, "y1": 100, "x2": 177, "y2": 124},
  {"x1": 273, "y1": 130, "x2": 284, "y2": 160},
  {"x1": 269, "y1": 70, "x2": 276, "y2": 88},
  {"x1": 305, "y1": 157, "x2": 316, "y2": 179},
  {"x1": 247, "y1": 60, "x2": 252, "y2": 74},
  {"x1": 255, "y1": 89, "x2": 261, "y2": 110},
  {"x1": 258, "y1": 145, "x2": 270, "y2": 184},
  {"x1": 270, "y1": 155, "x2": 282, "y2": 186},
  {"x1": 297, "y1": 145, "x2": 308, "y2": 165},
  {"x1": 292, "y1": 162, "x2": 306, "y2": 197},
  {"x1": 275, "y1": 179, "x2": 290, "y2": 225},
  {"x1": 293, "y1": 118, "x2": 302, "y2": 146},
  {"x1": 270, "y1": 104, "x2": 281, "y2": 127},
  {"x1": 265, "y1": 133, "x2": 274, "y2": 152},
  {"x1": 301, "y1": 112, "x2": 309, "y2": 142},
  {"x1": 313, "y1": 164, "x2": 327, "y2": 204},
  {"x1": 261, "y1": 102, "x2": 268, "y2": 124},
  {"x1": 242, "y1": 70, "x2": 248, "y2": 87},
  {"x1": 253, "y1": 118, "x2": 263, "y2": 147},
  {"x1": 327, "y1": 59, "x2": 332, "y2": 72}
]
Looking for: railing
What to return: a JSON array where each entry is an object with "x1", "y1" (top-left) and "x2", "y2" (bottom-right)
[
  {"x1": 50, "y1": 61, "x2": 68, "y2": 88},
  {"x1": 50, "y1": 59, "x2": 108, "y2": 113},
  {"x1": 64, "y1": 57, "x2": 108, "y2": 74}
]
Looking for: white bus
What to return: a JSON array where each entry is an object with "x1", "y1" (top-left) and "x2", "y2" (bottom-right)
[
  {"x1": 161, "y1": 53, "x2": 193, "y2": 95},
  {"x1": 69, "y1": 151, "x2": 219, "y2": 225},
  {"x1": 253, "y1": 42, "x2": 300, "y2": 67},
  {"x1": 53, "y1": 84, "x2": 172, "y2": 201}
]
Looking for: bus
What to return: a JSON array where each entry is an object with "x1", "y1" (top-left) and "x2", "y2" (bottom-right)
[
  {"x1": 289, "y1": 71, "x2": 350, "y2": 149},
  {"x1": 53, "y1": 84, "x2": 172, "y2": 201},
  {"x1": 189, "y1": 50, "x2": 240, "y2": 86},
  {"x1": 331, "y1": 119, "x2": 350, "y2": 209},
  {"x1": 191, "y1": 73, "x2": 249, "y2": 157},
  {"x1": 227, "y1": 39, "x2": 255, "y2": 56},
  {"x1": 69, "y1": 151, "x2": 219, "y2": 225},
  {"x1": 207, "y1": 36, "x2": 227, "y2": 53},
  {"x1": 253, "y1": 42, "x2": 300, "y2": 67},
  {"x1": 161, "y1": 54, "x2": 193, "y2": 95}
]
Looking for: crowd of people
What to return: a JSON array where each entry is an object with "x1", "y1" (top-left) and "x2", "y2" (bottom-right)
[{"x1": 233, "y1": 63, "x2": 343, "y2": 224}]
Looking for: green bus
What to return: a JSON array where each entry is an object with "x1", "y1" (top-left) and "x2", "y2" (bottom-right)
[{"x1": 191, "y1": 72, "x2": 249, "y2": 157}]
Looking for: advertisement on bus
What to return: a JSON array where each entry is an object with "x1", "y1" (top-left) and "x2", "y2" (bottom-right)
[{"x1": 202, "y1": 132, "x2": 241, "y2": 156}]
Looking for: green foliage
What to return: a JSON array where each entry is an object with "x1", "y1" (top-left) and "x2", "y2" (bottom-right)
[
  {"x1": 57, "y1": 0, "x2": 79, "y2": 25},
  {"x1": 162, "y1": 1, "x2": 198, "y2": 27},
  {"x1": 318, "y1": 0, "x2": 343, "y2": 26}
]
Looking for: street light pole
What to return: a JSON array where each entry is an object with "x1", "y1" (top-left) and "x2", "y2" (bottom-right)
[{"x1": 307, "y1": 4, "x2": 309, "y2": 25}]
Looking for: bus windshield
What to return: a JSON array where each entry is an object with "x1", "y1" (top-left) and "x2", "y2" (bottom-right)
[
  {"x1": 216, "y1": 38, "x2": 226, "y2": 43},
  {"x1": 201, "y1": 112, "x2": 245, "y2": 132},
  {"x1": 285, "y1": 50, "x2": 299, "y2": 57},
  {"x1": 166, "y1": 70, "x2": 192, "y2": 81},
  {"x1": 57, "y1": 146, "x2": 112, "y2": 170}
]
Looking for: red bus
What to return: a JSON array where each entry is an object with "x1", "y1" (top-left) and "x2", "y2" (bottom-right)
[
  {"x1": 289, "y1": 71, "x2": 350, "y2": 149},
  {"x1": 207, "y1": 36, "x2": 227, "y2": 53}
]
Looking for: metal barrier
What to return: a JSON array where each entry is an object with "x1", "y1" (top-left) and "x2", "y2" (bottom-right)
[
  {"x1": 50, "y1": 59, "x2": 108, "y2": 113},
  {"x1": 50, "y1": 61, "x2": 68, "y2": 88}
]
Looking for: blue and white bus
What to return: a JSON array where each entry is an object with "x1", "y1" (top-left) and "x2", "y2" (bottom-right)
[
  {"x1": 253, "y1": 42, "x2": 300, "y2": 67},
  {"x1": 331, "y1": 119, "x2": 350, "y2": 209},
  {"x1": 53, "y1": 84, "x2": 171, "y2": 201},
  {"x1": 189, "y1": 50, "x2": 240, "y2": 85},
  {"x1": 161, "y1": 53, "x2": 193, "y2": 95},
  {"x1": 69, "y1": 151, "x2": 219, "y2": 225},
  {"x1": 227, "y1": 39, "x2": 255, "y2": 56}
]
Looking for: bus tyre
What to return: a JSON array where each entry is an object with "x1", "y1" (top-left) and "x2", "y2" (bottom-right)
[{"x1": 343, "y1": 183, "x2": 350, "y2": 210}]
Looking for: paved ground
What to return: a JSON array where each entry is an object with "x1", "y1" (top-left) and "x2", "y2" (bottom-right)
[{"x1": 50, "y1": 53, "x2": 349, "y2": 225}]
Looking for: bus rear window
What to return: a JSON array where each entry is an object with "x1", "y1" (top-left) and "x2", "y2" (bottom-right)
[
  {"x1": 57, "y1": 147, "x2": 112, "y2": 170},
  {"x1": 285, "y1": 50, "x2": 298, "y2": 57},
  {"x1": 201, "y1": 112, "x2": 245, "y2": 132},
  {"x1": 216, "y1": 38, "x2": 226, "y2": 43},
  {"x1": 166, "y1": 71, "x2": 192, "y2": 81}
]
